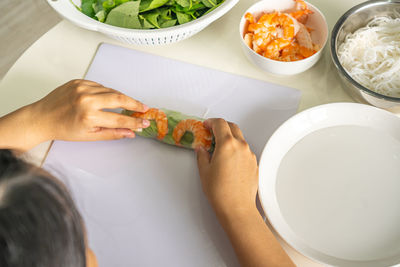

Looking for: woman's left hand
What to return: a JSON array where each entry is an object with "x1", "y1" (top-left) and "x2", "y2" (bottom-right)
[
  {"x1": 32, "y1": 79, "x2": 150, "y2": 142},
  {"x1": 0, "y1": 79, "x2": 149, "y2": 151}
]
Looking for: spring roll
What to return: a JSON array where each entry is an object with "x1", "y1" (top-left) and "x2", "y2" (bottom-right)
[{"x1": 122, "y1": 108, "x2": 214, "y2": 152}]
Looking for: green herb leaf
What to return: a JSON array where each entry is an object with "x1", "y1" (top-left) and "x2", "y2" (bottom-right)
[
  {"x1": 139, "y1": 0, "x2": 170, "y2": 12},
  {"x1": 200, "y1": 0, "x2": 216, "y2": 8},
  {"x1": 141, "y1": 11, "x2": 161, "y2": 28},
  {"x1": 81, "y1": 0, "x2": 224, "y2": 28},
  {"x1": 180, "y1": 131, "x2": 194, "y2": 146},
  {"x1": 115, "y1": 0, "x2": 131, "y2": 4},
  {"x1": 159, "y1": 7, "x2": 172, "y2": 20},
  {"x1": 139, "y1": 15, "x2": 156, "y2": 28},
  {"x1": 92, "y1": 0, "x2": 107, "y2": 14},
  {"x1": 102, "y1": 0, "x2": 115, "y2": 13},
  {"x1": 183, "y1": 2, "x2": 205, "y2": 11},
  {"x1": 202, "y1": 0, "x2": 221, "y2": 15},
  {"x1": 176, "y1": 0, "x2": 190, "y2": 8},
  {"x1": 160, "y1": 19, "x2": 177, "y2": 28},
  {"x1": 105, "y1": 1, "x2": 142, "y2": 29},
  {"x1": 95, "y1": 10, "x2": 107, "y2": 21},
  {"x1": 176, "y1": 11, "x2": 192, "y2": 24},
  {"x1": 81, "y1": 0, "x2": 96, "y2": 17}
]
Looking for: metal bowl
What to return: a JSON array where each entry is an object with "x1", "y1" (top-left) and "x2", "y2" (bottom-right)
[{"x1": 331, "y1": 0, "x2": 400, "y2": 112}]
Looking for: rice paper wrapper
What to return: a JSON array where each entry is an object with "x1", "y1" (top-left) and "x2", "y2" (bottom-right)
[{"x1": 122, "y1": 109, "x2": 215, "y2": 152}]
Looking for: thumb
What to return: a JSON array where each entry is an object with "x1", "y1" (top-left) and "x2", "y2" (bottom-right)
[
  {"x1": 89, "y1": 128, "x2": 136, "y2": 141},
  {"x1": 196, "y1": 146, "x2": 211, "y2": 174}
]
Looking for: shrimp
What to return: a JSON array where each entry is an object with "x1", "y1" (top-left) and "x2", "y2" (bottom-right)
[
  {"x1": 246, "y1": 12, "x2": 296, "y2": 54},
  {"x1": 172, "y1": 119, "x2": 212, "y2": 150},
  {"x1": 252, "y1": 27, "x2": 276, "y2": 53},
  {"x1": 245, "y1": 13, "x2": 276, "y2": 53},
  {"x1": 245, "y1": 12, "x2": 255, "y2": 24},
  {"x1": 296, "y1": 22, "x2": 313, "y2": 49},
  {"x1": 264, "y1": 38, "x2": 292, "y2": 60},
  {"x1": 279, "y1": 41, "x2": 316, "y2": 61},
  {"x1": 280, "y1": 43, "x2": 305, "y2": 61},
  {"x1": 290, "y1": 0, "x2": 313, "y2": 24},
  {"x1": 244, "y1": 33, "x2": 254, "y2": 49},
  {"x1": 131, "y1": 108, "x2": 168, "y2": 140},
  {"x1": 243, "y1": 0, "x2": 318, "y2": 62},
  {"x1": 258, "y1": 12, "x2": 297, "y2": 40}
]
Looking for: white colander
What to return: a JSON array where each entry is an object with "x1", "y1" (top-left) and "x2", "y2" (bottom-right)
[{"x1": 46, "y1": 0, "x2": 238, "y2": 45}]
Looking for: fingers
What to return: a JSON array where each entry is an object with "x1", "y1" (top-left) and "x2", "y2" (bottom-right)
[
  {"x1": 92, "y1": 93, "x2": 148, "y2": 112},
  {"x1": 70, "y1": 80, "x2": 148, "y2": 112},
  {"x1": 228, "y1": 122, "x2": 245, "y2": 141},
  {"x1": 204, "y1": 118, "x2": 232, "y2": 145},
  {"x1": 88, "y1": 128, "x2": 136, "y2": 141},
  {"x1": 196, "y1": 146, "x2": 211, "y2": 174},
  {"x1": 94, "y1": 112, "x2": 150, "y2": 130}
]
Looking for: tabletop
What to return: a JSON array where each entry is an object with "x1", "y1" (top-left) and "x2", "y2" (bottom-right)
[{"x1": 0, "y1": 0, "x2": 365, "y2": 265}]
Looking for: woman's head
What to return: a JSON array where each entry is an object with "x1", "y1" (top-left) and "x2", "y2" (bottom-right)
[{"x1": 0, "y1": 149, "x2": 88, "y2": 267}]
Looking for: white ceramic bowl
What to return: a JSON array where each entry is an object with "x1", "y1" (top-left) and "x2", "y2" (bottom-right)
[
  {"x1": 239, "y1": 0, "x2": 328, "y2": 75},
  {"x1": 259, "y1": 103, "x2": 400, "y2": 266},
  {"x1": 47, "y1": 0, "x2": 238, "y2": 45}
]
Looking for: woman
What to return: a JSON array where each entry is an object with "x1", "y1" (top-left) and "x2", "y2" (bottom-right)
[{"x1": 0, "y1": 80, "x2": 294, "y2": 267}]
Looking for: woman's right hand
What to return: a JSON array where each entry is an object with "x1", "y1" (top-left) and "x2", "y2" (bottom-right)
[
  {"x1": 196, "y1": 119, "x2": 295, "y2": 267},
  {"x1": 196, "y1": 118, "x2": 259, "y2": 218}
]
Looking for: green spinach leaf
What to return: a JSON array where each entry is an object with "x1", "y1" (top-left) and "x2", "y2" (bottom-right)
[
  {"x1": 139, "y1": 0, "x2": 170, "y2": 12},
  {"x1": 176, "y1": 11, "x2": 192, "y2": 24},
  {"x1": 105, "y1": 1, "x2": 142, "y2": 29},
  {"x1": 141, "y1": 11, "x2": 161, "y2": 28},
  {"x1": 160, "y1": 19, "x2": 177, "y2": 27},
  {"x1": 81, "y1": 0, "x2": 96, "y2": 17},
  {"x1": 80, "y1": 0, "x2": 225, "y2": 28},
  {"x1": 200, "y1": 0, "x2": 216, "y2": 8},
  {"x1": 176, "y1": 0, "x2": 190, "y2": 8}
]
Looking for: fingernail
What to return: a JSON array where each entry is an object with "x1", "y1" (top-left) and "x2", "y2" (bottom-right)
[
  {"x1": 124, "y1": 131, "x2": 135, "y2": 138},
  {"x1": 142, "y1": 119, "x2": 150, "y2": 128},
  {"x1": 143, "y1": 104, "x2": 149, "y2": 111},
  {"x1": 135, "y1": 128, "x2": 143, "y2": 132}
]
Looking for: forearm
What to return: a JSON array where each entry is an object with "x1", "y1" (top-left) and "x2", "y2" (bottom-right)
[
  {"x1": 217, "y1": 206, "x2": 295, "y2": 267},
  {"x1": 0, "y1": 103, "x2": 49, "y2": 151}
]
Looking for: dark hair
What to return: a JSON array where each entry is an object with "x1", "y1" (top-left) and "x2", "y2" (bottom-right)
[{"x1": 0, "y1": 149, "x2": 86, "y2": 267}]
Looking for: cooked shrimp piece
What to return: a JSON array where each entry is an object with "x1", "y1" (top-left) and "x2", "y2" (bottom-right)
[
  {"x1": 247, "y1": 12, "x2": 296, "y2": 54},
  {"x1": 296, "y1": 22, "x2": 313, "y2": 49},
  {"x1": 253, "y1": 28, "x2": 275, "y2": 53},
  {"x1": 264, "y1": 38, "x2": 292, "y2": 60},
  {"x1": 258, "y1": 12, "x2": 297, "y2": 40},
  {"x1": 172, "y1": 119, "x2": 212, "y2": 150},
  {"x1": 245, "y1": 12, "x2": 255, "y2": 24},
  {"x1": 243, "y1": 0, "x2": 318, "y2": 62},
  {"x1": 131, "y1": 108, "x2": 168, "y2": 140},
  {"x1": 244, "y1": 33, "x2": 254, "y2": 49},
  {"x1": 280, "y1": 43, "x2": 305, "y2": 61},
  {"x1": 290, "y1": 0, "x2": 313, "y2": 24}
]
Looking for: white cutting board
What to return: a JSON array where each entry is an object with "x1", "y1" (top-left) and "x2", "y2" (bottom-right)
[{"x1": 43, "y1": 43, "x2": 301, "y2": 267}]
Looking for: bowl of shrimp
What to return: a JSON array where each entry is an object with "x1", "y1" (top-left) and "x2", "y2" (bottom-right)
[{"x1": 239, "y1": 0, "x2": 328, "y2": 75}]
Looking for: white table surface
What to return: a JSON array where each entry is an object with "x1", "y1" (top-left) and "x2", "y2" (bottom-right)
[{"x1": 0, "y1": 0, "x2": 365, "y2": 265}]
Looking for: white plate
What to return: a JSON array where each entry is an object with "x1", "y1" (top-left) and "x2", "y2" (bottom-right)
[{"x1": 259, "y1": 103, "x2": 400, "y2": 266}]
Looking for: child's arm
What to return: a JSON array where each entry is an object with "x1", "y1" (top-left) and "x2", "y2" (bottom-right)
[
  {"x1": 196, "y1": 118, "x2": 295, "y2": 267},
  {"x1": 0, "y1": 79, "x2": 150, "y2": 151}
]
